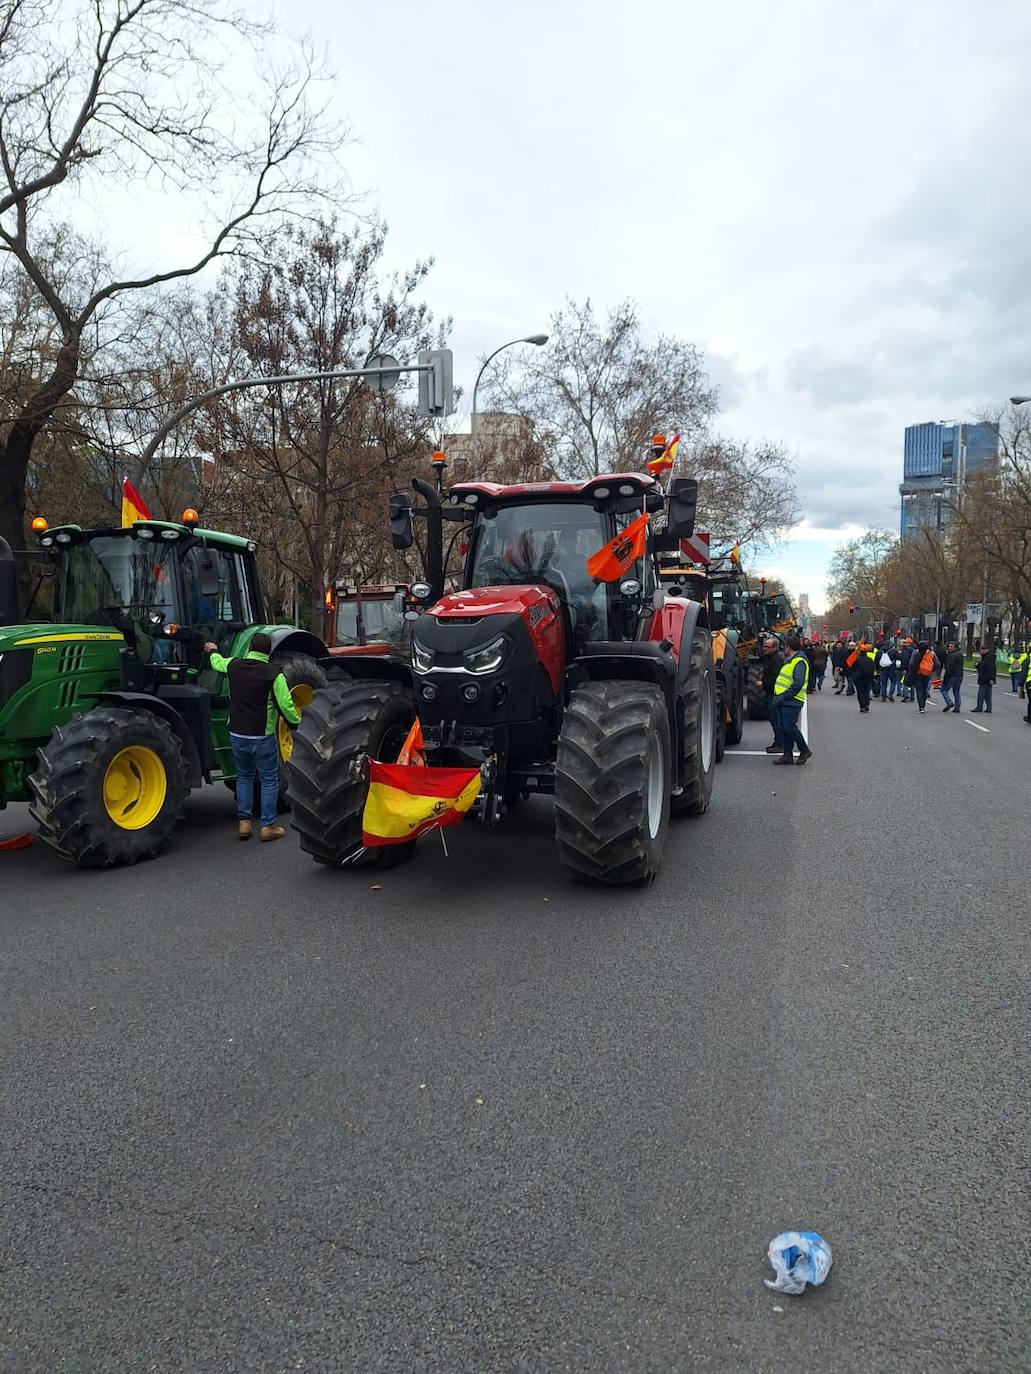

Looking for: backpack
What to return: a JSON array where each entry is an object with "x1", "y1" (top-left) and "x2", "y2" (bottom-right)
[
  {"x1": 919, "y1": 650, "x2": 935, "y2": 675},
  {"x1": 879, "y1": 651, "x2": 893, "y2": 668}
]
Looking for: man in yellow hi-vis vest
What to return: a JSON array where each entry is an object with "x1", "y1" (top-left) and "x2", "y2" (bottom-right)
[
  {"x1": 1009, "y1": 649, "x2": 1027, "y2": 694},
  {"x1": 772, "y1": 633, "x2": 812, "y2": 766}
]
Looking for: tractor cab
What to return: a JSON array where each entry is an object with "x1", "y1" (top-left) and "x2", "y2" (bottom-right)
[{"x1": 37, "y1": 517, "x2": 265, "y2": 681}]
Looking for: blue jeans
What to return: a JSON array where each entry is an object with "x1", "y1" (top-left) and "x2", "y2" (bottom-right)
[
  {"x1": 976, "y1": 684, "x2": 993, "y2": 713},
  {"x1": 941, "y1": 676, "x2": 962, "y2": 710},
  {"x1": 880, "y1": 668, "x2": 898, "y2": 699},
  {"x1": 231, "y1": 733, "x2": 280, "y2": 827},
  {"x1": 1011, "y1": 673, "x2": 1021, "y2": 692},
  {"x1": 776, "y1": 700, "x2": 808, "y2": 757},
  {"x1": 766, "y1": 691, "x2": 784, "y2": 748}
]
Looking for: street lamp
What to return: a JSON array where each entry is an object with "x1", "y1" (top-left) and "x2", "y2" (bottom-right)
[
  {"x1": 1010, "y1": 396, "x2": 1031, "y2": 405},
  {"x1": 471, "y1": 333, "x2": 548, "y2": 435}
]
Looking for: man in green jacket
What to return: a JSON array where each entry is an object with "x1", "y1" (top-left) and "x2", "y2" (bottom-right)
[{"x1": 202, "y1": 633, "x2": 301, "y2": 842}]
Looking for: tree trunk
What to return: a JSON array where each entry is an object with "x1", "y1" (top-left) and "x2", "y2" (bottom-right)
[{"x1": 0, "y1": 330, "x2": 81, "y2": 614}]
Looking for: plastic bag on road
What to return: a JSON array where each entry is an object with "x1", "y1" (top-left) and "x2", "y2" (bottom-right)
[{"x1": 765, "y1": 1231, "x2": 832, "y2": 1294}]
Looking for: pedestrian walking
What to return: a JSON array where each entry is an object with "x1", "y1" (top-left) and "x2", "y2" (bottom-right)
[
  {"x1": 203, "y1": 632, "x2": 301, "y2": 841},
  {"x1": 1010, "y1": 648, "x2": 1028, "y2": 693},
  {"x1": 907, "y1": 641, "x2": 938, "y2": 712},
  {"x1": 972, "y1": 643, "x2": 996, "y2": 714},
  {"x1": 843, "y1": 639, "x2": 857, "y2": 696},
  {"x1": 850, "y1": 639, "x2": 876, "y2": 712},
  {"x1": 810, "y1": 639, "x2": 828, "y2": 691},
  {"x1": 885, "y1": 640, "x2": 901, "y2": 697},
  {"x1": 831, "y1": 640, "x2": 847, "y2": 693},
  {"x1": 772, "y1": 633, "x2": 812, "y2": 766},
  {"x1": 940, "y1": 641, "x2": 964, "y2": 713},
  {"x1": 760, "y1": 636, "x2": 786, "y2": 755}
]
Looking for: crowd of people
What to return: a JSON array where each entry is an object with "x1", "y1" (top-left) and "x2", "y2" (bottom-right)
[{"x1": 758, "y1": 630, "x2": 1031, "y2": 764}]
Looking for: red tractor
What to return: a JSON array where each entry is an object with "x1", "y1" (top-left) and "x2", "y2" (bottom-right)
[{"x1": 288, "y1": 472, "x2": 717, "y2": 885}]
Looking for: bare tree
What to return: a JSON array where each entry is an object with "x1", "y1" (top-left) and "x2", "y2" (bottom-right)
[
  {"x1": 0, "y1": 0, "x2": 338, "y2": 574},
  {"x1": 485, "y1": 298, "x2": 719, "y2": 478}
]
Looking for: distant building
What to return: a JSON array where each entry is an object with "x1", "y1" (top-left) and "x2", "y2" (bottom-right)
[
  {"x1": 899, "y1": 421, "x2": 999, "y2": 538},
  {"x1": 443, "y1": 411, "x2": 550, "y2": 483}
]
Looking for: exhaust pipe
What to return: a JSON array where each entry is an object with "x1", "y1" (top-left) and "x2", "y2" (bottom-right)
[
  {"x1": 411, "y1": 478, "x2": 444, "y2": 602},
  {"x1": 0, "y1": 537, "x2": 18, "y2": 628}
]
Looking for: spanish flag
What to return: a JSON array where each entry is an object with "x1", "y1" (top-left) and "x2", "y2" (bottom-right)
[
  {"x1": 646, "y1": 432, "x2": 680, "y2": 475},
  {"x1": 121, "y1": 477, "x2": 152, "y2": 527},
  {"x1": 361, "y1": 760, "x2": 481, "y2": 847},
  {"x1": 730, "y1": 542, "x2": 741, "y2": 565},
  {"x1": 586, "y1": 510, "x2": 649, "y2": 582}
]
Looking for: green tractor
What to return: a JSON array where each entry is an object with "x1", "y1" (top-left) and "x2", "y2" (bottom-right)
[{"x1": 0, "y1": 516, "x2": 327, "y2": 867}]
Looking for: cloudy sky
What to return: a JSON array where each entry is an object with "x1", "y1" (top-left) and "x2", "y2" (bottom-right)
[{"x1": 92, "y1": 0, "x2": 1031, "y2": 608}]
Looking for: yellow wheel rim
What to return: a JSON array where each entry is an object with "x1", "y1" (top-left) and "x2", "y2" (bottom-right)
[
  {"x1": 278, "y1": 684, "x2": 314, "y2": 762},
  {"x1": 103, "y1": 746, "x2": 167, "y2": 830}
]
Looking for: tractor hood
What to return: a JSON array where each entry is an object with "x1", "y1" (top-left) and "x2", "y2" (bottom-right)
[
  {"x1": 0, "y1": 624, "x2": 126, "y2": 651},
  {"x1": 428, "y1": 585, "x2": 560, "y2": 621}
]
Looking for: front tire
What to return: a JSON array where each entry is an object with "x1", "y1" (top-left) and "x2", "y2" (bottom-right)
[
  {"x1": 28, "y1": 707, "x2": 189, "y2": 868},
  {"x1": 725, "y1": 662, "x2": 745, "y2": 745},
  {"x1": 554, "y1": 680, "x2": 671, "y2": 886},
  {"x1": 671, "y1": 626, "x2": 717, "y2": 816},
  {"x1": 287, "y1": 680, "x2": 416, "y2": 867},
  {"x1": 745, "y1": 663, "x2": 768, "y2": 720}
]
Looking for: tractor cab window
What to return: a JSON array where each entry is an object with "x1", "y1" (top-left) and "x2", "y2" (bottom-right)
[
  {"x1": 56, "y1": 535, "x2": 178, "y2": 660},
  {"x1": 468, "y1": 502, "x2": 613, "y2": 641},
  {"x1": 181, "y1": 544, "x2": 249, "y2": 636},
  {"x1": 335, "y1": 597, "x2": 406, "y2": 648}
]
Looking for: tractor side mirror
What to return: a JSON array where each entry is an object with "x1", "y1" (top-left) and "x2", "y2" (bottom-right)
[
  {"x1": 389, "y1": 492, "x2": 414, "y2": 550},
  {"x1": 197, "y1": 549, "x2": 221, "y2": 598},
  {"x1": 665, "y1": 478, "x2": 699, "y2": 539}
]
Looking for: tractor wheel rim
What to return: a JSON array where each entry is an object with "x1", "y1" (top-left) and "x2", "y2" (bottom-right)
[
  {"x1": 700, "y1": 670, "x2": 715, "y2": 770},
  {"x1": 103, "y1": 746, "x2": 167, "y2": 830},
  {"x1": 278, "y1": 684, "x2": 315, "y2": 761},
  {"x1": 646, "y1": 731, "x2": 663, "y2": 839}
]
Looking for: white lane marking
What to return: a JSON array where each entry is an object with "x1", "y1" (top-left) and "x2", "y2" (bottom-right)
[
  {"x1": 963, "y1": 719, "x2": 991, "y2": 734},
  {"x1": 725, "y1": 750, "x2": 775, "y2": 756},
  {"x1": 800, "y1": 695, "x2": 809, "y2": 745}
]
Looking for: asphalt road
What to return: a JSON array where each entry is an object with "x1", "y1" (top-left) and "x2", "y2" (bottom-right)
[{"x1": 1, "y1": 686, "x2": 1028, "y2": 1372}]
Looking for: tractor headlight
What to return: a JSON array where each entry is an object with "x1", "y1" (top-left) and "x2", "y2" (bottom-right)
[
  {"x1": 462, "y1": 635, "x2": 508, "y2": 674},
  {"x1": 411, "y1": 640, "x2": 435, "y2": 674}
]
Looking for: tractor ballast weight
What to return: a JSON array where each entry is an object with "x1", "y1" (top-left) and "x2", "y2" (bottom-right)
[{"x1": 290, "y1": 471, "x2": 718, "y2": 886}]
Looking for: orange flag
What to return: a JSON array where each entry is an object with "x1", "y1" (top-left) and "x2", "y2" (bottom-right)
[{"x1": 586, "y1": 511, "x2": 649, "y2": 582}]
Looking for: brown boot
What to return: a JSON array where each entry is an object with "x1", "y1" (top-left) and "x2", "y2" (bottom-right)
[
  {"x1": 238, "y1": 819, "x2": 252, "y2": 841},
  {"x1": 772, "y1": 755, "x2": 796, "y2": 765},
  {"x1": 260, "y1": 824, "x2": 286, "y2": 843}
]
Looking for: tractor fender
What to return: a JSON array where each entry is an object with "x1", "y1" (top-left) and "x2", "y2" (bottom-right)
[
  {"x1": 264, "y1": 628, "x2": 328, "y2": 661},
  {"x1": 319, "y1": 655, "x2": 414, "y2": 691},
  {"x1": 566, "y1": 643, "x2": 678, "y2": 727},
  {"x1": 90, "y1": 691, "x2": 204, "y2": 788},
  {"x1": 651, "y1": 595, "x2": 709, "y2": 692}
]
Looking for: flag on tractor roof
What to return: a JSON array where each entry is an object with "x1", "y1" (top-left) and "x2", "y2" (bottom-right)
[
  {"x1": 730, "y1": 541, "x2": 741, "y2": 565},
  {"x1": 586, "y1": 511, "x2": 649, "y2": 582},
  {"x1": 646, "y1": 432, "x2": 680, "y2": 475},
  {"x1": 121, "y1": 477, "x2": 152, "y2": 527},
  {"x1": 361, "y1": 760, "x2": 481, "y2": 848}
]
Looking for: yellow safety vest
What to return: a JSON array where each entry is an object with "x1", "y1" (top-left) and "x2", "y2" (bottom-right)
[
  {"x1": 1012, "y1": 653, "x2": 1027, "y2": 674},
  {"x1": 774, "y1": 652, "x2": 809, "y2": 701}
]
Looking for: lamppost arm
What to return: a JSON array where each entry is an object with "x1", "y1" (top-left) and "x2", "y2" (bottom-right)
[{"x1": 471, "y1": 333, "x2": 548, "y2": 429}]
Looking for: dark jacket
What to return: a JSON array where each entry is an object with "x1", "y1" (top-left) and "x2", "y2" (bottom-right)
[
  {"x1": 942, "y1": 650, "x2": 964, "y2": 680},
  {"x1": 852, "y1": 645, "x2": 876, "y2": 680},
  {"x1": 831, "y1": 644, "x2": 846, "y2": 669},
  {"x1": 209, "y1": 649, "x2": 302, "y2": 736},
  {"x1": 761, "y1": 651, "x2": 784, "y2": 693},
  {"x1": 976, "y1": 652, "x2": 997, "y2": 685},
  {"x1": 810, "y1": 644, "x2": 828, "y2": 671}
]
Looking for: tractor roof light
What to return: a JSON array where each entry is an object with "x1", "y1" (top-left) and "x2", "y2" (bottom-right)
[
  {"x1": 31, "y1": 517, "x2": 48, "y2": 533},
  {"x1": 431, "y1": 450, "x2": 447, "y2": 468},
  {"x1": 40, "y1": 536, "x2": 54, "y2": 547},
  {"x1": 136, "y1": 527, "x2": 155, "y2": 540},
  {"x1": 181, "y1": 507, "x2": 200, "y2": 526},
  {"x1": 55, "y1": 532, "x2": 72, "y2": 544},
  {"x1": 159, "y1": 529, "x2": 179, "y2": 541},
  {"x1": 247, "y1": 541, "x2": 256, "y2": 552}
]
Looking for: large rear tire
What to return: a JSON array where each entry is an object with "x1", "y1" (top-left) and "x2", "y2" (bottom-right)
[
  {"x1": 554, "y1": 680, "x2": 671, "y2": 886},
  {"x1": 725, "y1": 661, "x2": 745, "y2": 745},
  {"x1": 287, "y1": 680, "x2": 416, "y2": 867},
  {"x1": 28, "y1": 707, "x2": 189, "y2": 868},
  {"x1": 671, "y1": 626, "x2": 717, "y2": 817},
  {"x1": 714, "y1": 678, "x2": 727, "y2": 763},
  {"x1": 267, "y1": 652, "x2": 329, "y2": 813}
]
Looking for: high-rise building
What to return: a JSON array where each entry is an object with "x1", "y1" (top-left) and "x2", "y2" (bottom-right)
[{"x1": 899, "y1": 421, "x2": 999, "y2": 538}]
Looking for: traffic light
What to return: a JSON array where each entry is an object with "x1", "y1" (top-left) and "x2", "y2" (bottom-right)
[{"x1": 848, "y1": 602, "x2": 856, "y2": 614}]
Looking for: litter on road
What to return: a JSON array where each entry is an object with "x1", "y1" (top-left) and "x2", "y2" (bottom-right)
[{"x1": 765, "y1": 1231, "x2": 833, "y2": 1295}]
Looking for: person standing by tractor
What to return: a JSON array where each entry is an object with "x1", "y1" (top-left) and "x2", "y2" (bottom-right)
[
  {"x1": 772, "y1": 634, "x2": 812, "y2": 766},
  {"x1": 202, "y1": 633, "x2": 301, "y2": 841},
  {"x1": 760, "y1": 636, "x2": 786, "y2": 755}
]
